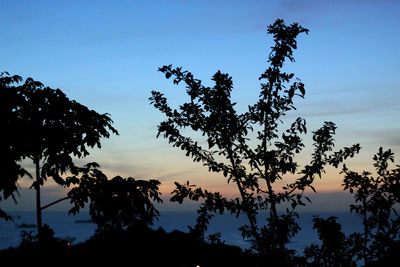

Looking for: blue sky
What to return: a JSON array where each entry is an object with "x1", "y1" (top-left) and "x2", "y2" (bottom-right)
[{"x1": 1, "y1": 0, "x2": 400, "y2": 211}]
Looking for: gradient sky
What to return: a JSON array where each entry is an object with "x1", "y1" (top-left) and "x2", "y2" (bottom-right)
[{"x1": 1, "y1": 0, "x2": 400, "y2": 211}]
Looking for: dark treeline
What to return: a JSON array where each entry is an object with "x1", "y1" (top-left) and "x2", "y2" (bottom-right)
[{"x1": 1, "y1": 19, "x2": 399, "y2": 266}]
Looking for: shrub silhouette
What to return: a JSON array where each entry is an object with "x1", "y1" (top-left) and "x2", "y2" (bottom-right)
[
  {"x1": 305, "y1": 148, "x2": 400, "y2": 266},
  {"x1": 150, "y1": 18, "x2": 360, "y2": 263},
  {"x1": 66, "y1": 163, "x2": 162, "y2": 231},
  {"x1": 342, "y1": 147, "x2": 400, "y2": 265},
  {"x1": 304, "y1": 216, "x2": 356, "y2": 266}
]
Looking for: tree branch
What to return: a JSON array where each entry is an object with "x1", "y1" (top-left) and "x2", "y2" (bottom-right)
[{"x1": 41, "y1": 196, "x2": 70, "y2": 210}]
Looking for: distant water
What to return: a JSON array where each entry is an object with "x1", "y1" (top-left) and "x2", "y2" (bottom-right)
[
  {"x1": 0, "y1": 210, "x2": 363, "y2": 254},
  {"x1": 0, "y1": 211, "x2": 97, "y2": 250},
  {"x1": 153, "y1": 211, "x2": 363, "y2": 253}
]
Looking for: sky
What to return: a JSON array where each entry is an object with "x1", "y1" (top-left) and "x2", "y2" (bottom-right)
[{"x1": 1, "y1": 0, "x2": 400, "y2": 212}]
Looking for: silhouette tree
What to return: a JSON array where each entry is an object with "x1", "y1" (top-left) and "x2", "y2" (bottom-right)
[
  {"x1": 304, "y1": 216, "x2": 357, "y2": 266},
  {"x1": 1, "y1": 73, "x2": 118, "y2": 242},
  {"x1": 1, "y1": 72, "x2": 32, "y2": 221},
  {"x1": 305, "y1": 148, "x2": 400, "y2": 266},
  {"x1": 341, "y1": 147, "x2": 400, "y2": 265},
  {"x1": 150, "y1": 19, "x2": 360, "y2": 261},
  {"x1": 65, "y1": 163, "x2": 162, "y2": 232}
]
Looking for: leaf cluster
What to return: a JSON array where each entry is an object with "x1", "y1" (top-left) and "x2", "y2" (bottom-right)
[
  {"x1": 305, "y1": 148, "x2": 400, "y2": 266},
  {"x1": 304, "y1": 216, "x2": 357, "y2": 267},
  {"x1": 1, "y1": 72, "x2": 118, "y2": 196},
  {"x1": 341, "y1": 147, "x2": 400, "y2": 263},
  {"x1": 66, "y1": 163, "x2": 162, "y2": 231},
  {"x1": 0, "y1": 72, "x2": 31, "y2": 220}
]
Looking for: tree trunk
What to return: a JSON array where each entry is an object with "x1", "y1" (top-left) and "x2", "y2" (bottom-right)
[
  {"x1": 35, "y1": 157, "x2": 42, "y2": 243},
  {"x1": 228, "y1": 151, "x2": 261, "y2": 248},
  {"x1": 362, "y1": 200, "x2": 369, "y2": 266},
  {"x1": 263, "y1": 108, "x2": 278, "y2": 224},
  {"x1": 263, "y1": 98, "x2": 280, "y2": 248}
]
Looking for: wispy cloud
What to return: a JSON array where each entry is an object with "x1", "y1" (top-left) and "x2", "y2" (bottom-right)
[
  {"x1": 350, "y1": 128, "x2": 400, "y2": 151},
  {"x1": 296, "y1": 100, "x2": 398, "y2": 118}
]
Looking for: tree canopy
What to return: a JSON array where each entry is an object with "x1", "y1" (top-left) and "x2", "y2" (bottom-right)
[
  {"x1": 0, "y1": 72, "x2": 118, "y2": 240},
  {"x1": 66, "y1": 163, "x2": 162, "y2": 231},
  {"x1": 150, "y1": 19, "x2": 361, "y2": 262},
  {"x1": 0, "y1": 72, "x2": 31, "y2": 220}
]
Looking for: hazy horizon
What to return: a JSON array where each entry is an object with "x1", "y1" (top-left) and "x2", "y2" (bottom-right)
[{"x1": 2, "y1": 185, "x2": 355, "y2": 213}]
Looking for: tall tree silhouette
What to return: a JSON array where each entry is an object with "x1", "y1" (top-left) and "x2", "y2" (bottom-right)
[
  {"x1": 1, "y1": 73, "x2": 118, "y2": 242},
  {"x1": 1, "y1": 72, "x2": 31, "y2": 220},
  {"x1": 150, "y1": 19, "x2": 360, "y2": 260}
]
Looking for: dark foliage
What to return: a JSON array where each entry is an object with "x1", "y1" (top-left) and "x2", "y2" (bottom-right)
[
  {"x1": 304, "y1": 216, "x2": 357, "y2": 266},
  {"x1": 0, "y1": 72, "x2": 118, "y2": 240},
  {"x1": 0, "y1": 224, "x2": 254, "y2": 267},
  {"x1": 66, "y1": 163, "x2": 162, "y2": 231},
  {"x1": 2, "y1": 73, "x2": 118, "y2": 185},
  {"x1": 0, "y1": 224, "x2": 73, "y2": 261},
  {"x1": 342, "y1": 147, "x2": 400, "y2": 265},
  {"x1": 305, "y1": 148, "x2": 400, "y2": 266},
  {"x1": 0, "y1": 72, "x2": 32, "y2": 220},
  {"x1": 150, "y1": 19, "x2": 360, "y2": 261}
]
